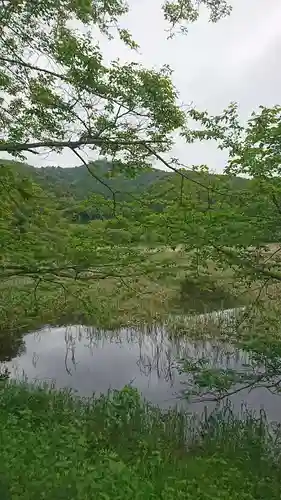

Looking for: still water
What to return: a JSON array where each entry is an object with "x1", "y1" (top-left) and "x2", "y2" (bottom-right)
[{"x1": 4, "y1": 318, "x2": 281, "y2": 421}]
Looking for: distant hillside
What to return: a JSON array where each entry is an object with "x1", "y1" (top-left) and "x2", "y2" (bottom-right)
[
  {"x1": 1, "y1": 159, "x2": 170, "y2": 201},
  {"x1": 0, "y1": 158, "x2": 249, "y2": 209}
]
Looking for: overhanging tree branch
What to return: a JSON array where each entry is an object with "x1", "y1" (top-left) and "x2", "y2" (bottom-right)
[
  {"x1": 0, "y1": 56, "x2": 151, "y2": 119},
  {"x1": 0, "y1": 138, "x2": 165, "y2": 153},
  {"x1": 143, "y1": 143, "x2": 211, "y2": 191},
  {"x1": 214, "y1": 245, "x2": 281, "y2": 282}
]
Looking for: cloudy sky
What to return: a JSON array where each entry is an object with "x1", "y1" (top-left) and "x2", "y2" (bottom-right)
[{"x1": 10, "y1": 0, "x2": 281, "y2": 171}]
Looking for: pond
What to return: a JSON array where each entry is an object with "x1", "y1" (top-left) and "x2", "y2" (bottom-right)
[{"x1": 3, "y1": 311, "x2": 281, "y2": 422}]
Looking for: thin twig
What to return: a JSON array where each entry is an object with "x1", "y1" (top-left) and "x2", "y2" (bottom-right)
[{"x1": 70, "y1": 147, "x2": 117, "y2": 217}]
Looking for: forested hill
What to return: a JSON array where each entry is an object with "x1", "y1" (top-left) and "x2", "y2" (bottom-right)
[
  {"x1": 1, "y1": 158, "x2": 248, "y2": 202},
  {"x1": 1, "y1": 159, "x2": 170, "y2": 201}
]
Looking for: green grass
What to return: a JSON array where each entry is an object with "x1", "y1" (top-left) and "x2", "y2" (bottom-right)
[
  {"x1": 0, "y1": 250, "x2": 189, "y2": 334},
  {"x1": 0, "y1": 382, "x2": 281, "y2": 499},
  {"x1": 0, "y1": 247, "x2": 250, "y2": 335},
  {"x1": 0, "y1": 276, "x2": 172, "y2": 334}
]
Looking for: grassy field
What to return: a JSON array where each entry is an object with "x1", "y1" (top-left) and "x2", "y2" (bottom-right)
[{"x1": 0, "y1": 381, "x2": 281, "y2": 500}]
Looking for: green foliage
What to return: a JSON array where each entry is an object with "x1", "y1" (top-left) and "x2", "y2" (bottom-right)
[
  {"x1": 0, "y1": 383, "x2": 280, "y2": 500},
  {"x1": 0, "y1": 0, "x2": 188, "y2": 171},
  {"x1": 163, "y1": 0, "x2": 231, "y2": 36},
  {"x1": 179, "y1": 274, "x2": 241, "y2": 313},
  {"x1": 0, "y1": 0, "x2": 235, "y2": 173},
  {"x1": 0, "y1": 162, "x2": 70, "y2": 271}
]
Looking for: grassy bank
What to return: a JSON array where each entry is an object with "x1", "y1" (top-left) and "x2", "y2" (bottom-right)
[
  {"x1": 0, "y1": 273, "x2": 177, "y2": 334},
  {"x1": 0, "y1": 382, "x2": 280, "y2": 500},
  {"x1": 0, "y1": 248, "x2": 253, "y2": 335}
]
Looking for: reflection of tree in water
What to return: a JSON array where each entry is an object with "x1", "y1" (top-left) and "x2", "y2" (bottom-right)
[
  {"x1": 171, "y1": 336, "x2": 251, "y2": 370},
  {"x1": 61, "y1": 324, "x2": 177, "y2": 383},
  {"x1": 61, "y1": 323, "x2": 251, "y2": 384},
  {"x1": 136, "y1": 327, "x2": 176, "y2": 384},
  {"x1": 63, "y1": 326, "x2": 80, "y2": 375},
  {"x1": 0, "y1": 331, "x2": 26, "y2": 362}
]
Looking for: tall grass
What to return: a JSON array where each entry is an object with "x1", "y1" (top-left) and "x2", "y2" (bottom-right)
[{"x1": 0, "y1": 381, "x2": 281, "y2": 499}]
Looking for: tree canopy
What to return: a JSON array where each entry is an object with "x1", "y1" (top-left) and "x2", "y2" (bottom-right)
[{"x1": 0, "y1": 0, "x2": 230, "y2": 164}]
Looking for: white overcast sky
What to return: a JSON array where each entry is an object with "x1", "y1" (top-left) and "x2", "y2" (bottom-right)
[{"x1": 6, "y1": 0, "x2": 281, "y2": 172}]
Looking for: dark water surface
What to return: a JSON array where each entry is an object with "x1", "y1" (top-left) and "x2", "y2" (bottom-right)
[{"x1": 4, "y1": 318, "x2": 281, "y2": 421}]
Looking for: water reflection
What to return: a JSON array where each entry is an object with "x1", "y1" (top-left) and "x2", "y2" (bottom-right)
[
  {"x1": 3, "y1": 322, "x2": 281, "y2": 420},
  {"x1": 0, "y1": 332, "x2": 25, "y2": 362}
]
